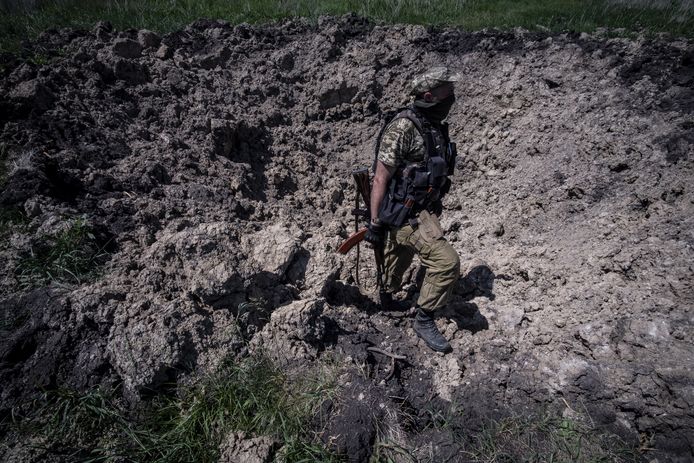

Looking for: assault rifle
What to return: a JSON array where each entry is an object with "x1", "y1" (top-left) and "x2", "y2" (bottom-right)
[{"x1": 337, "y1": 168, "x2": 384, "y2": 288}]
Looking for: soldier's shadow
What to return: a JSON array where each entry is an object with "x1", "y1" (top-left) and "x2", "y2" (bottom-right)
[{"x1": 409, "y1": 261, "x2": 500, "y2": 334}]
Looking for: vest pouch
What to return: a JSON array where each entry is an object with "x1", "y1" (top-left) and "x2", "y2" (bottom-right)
[
  {"x1": 412, "y1": 170, "x2": 429, "y2": 188},
  {"x1": 429, "y1": 157, "x2": 448, "y2": 179},
  {"x1": 379, "y1": 193, "x2": 412, "y2": 227},
  {"x1": 417, "y1": 210, "x2": 444, "y2": 242}
]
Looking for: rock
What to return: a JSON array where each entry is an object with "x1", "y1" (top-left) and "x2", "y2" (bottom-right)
[
  {"x1": 246, "y1": 223, "x2": 303, "y2": 277},
  {"x1": 23, "y1": 197, "x2": 41, "y2": 218},
  {"x1": 155, "y1": 44, "x2": 172, "y2": 59},
  {"x1": 113, "y1": 59, "x2": 147, "y2": 83},
  {"x1": 218, "y1": 432, "x2": 279, "y2": 463},
  {"x1": 137, "y1": 29, "x2": 161, "y2": 49},
  {"x1": 432, "y1": 357, "x2": 463, "y2": 401},
  {"x1": 107, "y1": 302, "x2": 185, "y2": 400},
  {"x1": 93, "y1": 20, "x2": 113, "y2": 41},
  {"x1": 317, "y1": 79, "x2": 358, "y2": 109},
  {"x1": 112, "y1": 38, "x2": 142, "y2": 59},
  {"x1": 210, "y1": 118, "x2": 237, "y2": 157},
  {"x1": 272, "y1": 50, "x2": 294, "y2": 71},
  {"x1": 250, "y1": 299, "x2": 328, "y2": 365},
  {"x1": 498, "y1": 305, "x2": 525, "y2": 330},
  {"x1": 9, "y1": 79, "x2": 54, "y2": 112},
  {"x1": 195, "y1": 45, "x2": 231, "y2": 69},
  {"x1": 493, "y1": 223, "x2": 505, "y2": 236}
]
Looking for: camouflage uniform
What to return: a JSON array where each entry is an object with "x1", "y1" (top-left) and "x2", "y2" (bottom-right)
[{"x1": 378, "y1": 117, "x2": 460, "y2": 313}]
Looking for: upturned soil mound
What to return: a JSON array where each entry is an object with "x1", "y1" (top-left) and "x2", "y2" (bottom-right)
[{"x1": 1, "y1": 14, "x2": 693, "y2": 462}]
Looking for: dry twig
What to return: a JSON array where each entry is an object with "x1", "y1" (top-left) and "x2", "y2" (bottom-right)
[{"x1": 366, "y1": 347, "x2": 407, "y2": 380}]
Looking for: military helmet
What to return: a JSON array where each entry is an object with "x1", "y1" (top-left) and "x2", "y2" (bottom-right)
[{"x1": 409, "y1": 66, "x2": 462, "y2": 95}]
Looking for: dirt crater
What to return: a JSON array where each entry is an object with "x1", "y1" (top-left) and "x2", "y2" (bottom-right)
[{"x1": 0, "y1": 14, "x2": 693, "y2": 462}]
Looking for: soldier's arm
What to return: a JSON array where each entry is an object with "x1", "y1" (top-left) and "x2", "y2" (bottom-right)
[
  {"x1": 370, "y1": 161, "x2": 397, "y2": 223},
  {"x1": 371, "y1": 117, "x2": 418, "y2": 223}
]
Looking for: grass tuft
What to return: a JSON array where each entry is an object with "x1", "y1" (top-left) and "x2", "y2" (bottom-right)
[
  {"x1": 462, "y1": 410, "x2": 641, "y2": 463},
  {"x1": 11, "y1": 354, "x2": 342, "y2": 462},
  {"x1": 15, "y1": 216, "x2": 110, "y2": 288}
]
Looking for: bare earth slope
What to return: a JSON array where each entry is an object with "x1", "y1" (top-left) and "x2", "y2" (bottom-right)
[{"x1": 1, "y1": 15, "x2": 693, "y2": 462}]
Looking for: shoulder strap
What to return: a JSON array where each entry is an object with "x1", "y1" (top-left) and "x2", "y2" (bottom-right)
[
  {"x1": 399, "y1": 107, "x2": 436, "y2": 163},
  {"x1": 372, "y1": 106, "x2": 437, "y2": 172}
]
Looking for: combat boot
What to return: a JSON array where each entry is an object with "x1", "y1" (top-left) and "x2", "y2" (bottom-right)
[
  {"x1": 413, "y1": 308, "x2": 451, "y2": 353},
  {"x1": 379, "y1": 290, "x2": 411, "y2": 311}
]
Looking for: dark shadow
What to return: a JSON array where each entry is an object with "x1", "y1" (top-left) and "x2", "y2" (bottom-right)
[
  {"x1": 324, "y1": 279, "x2": 377, "y2": 310},
  {"x1": 211, "y1": 120, "x2": 273, "y2": 202},
  {"x1": 456, "y1": 262, "x2": 500, "y2": 301},
  {"x1": 285, "y1": 247, "x2": 310, "y2": 286},
  {"x1": 438, "y1": 302, "x2": 488, "y2": 334},
  {"x1": 313, "y1": 316, "x2": 347, "y2": 354}
]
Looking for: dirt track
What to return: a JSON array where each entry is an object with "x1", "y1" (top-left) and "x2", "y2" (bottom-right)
[{"x1": 1, "y1": 14, "x2": 693, "y2": 462}]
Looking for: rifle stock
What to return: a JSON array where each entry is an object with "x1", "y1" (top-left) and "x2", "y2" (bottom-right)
[{"x1": 337, "y1": 227, "x2": 368, "y2": 254}]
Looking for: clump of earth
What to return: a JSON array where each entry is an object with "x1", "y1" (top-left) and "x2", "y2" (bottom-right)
[{"x1": 0, "y1": 14, "x2": 692, "y2": 462}]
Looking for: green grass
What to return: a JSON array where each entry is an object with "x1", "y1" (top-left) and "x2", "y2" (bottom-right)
[
  {"x1": 11, "y1": 354, "x2": 342, "y2": 462},
  {"x1": 0, "y1": 0, "x2": 692, "y2": 52},
  {"x1": 15, "y1": 216, "x2": 110, "y2": 288},
  {"x1": 367, "y1": 405, "x2": 640, "y2": 463},
  {"x1": 461, "y1": 410, "x2": 641, "y2": 463}
]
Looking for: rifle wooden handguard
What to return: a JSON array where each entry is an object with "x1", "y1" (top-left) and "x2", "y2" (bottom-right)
[{"x1": 337, "y1": 227, "x2": 367, "y2": 254}]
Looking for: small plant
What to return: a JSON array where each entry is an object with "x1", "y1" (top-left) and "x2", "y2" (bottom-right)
[
  {"x1": 12, "y1": 353, "x2": 342, "y2": 462},
  {"x1": 15, "y1": 217, "x2": 110, "y2": 288},
  {"x1": 0, "y1": 206, "x2": 28, "y2": 239},
  {"x1": 17, "y1": 387, "x2": 144, "y2": 460}
]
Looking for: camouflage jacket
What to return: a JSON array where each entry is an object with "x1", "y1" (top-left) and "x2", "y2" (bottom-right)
[{"x1": 376, "y1": 117, "x2": 426, "y2": 168}]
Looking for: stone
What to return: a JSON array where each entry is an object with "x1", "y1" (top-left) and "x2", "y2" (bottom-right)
[
  {"x1": 112, "y1": 38, "x2": 142, "y2": 59},
  {"x1": 250, "y1": 299, "x2": 328, "y2": 365},
  {"x1": 155, "y1": 44, "x2": 173, "y2": 59},
  {"x1": 219, "y1": 432, "x2": 279, "y2": 463},
  {"x1": 247, "y1": 223, "x2": 302, "y2": 276},
  {"x1": 9, "y1": 79, "x2": 54, "y2": 112},
  {"x1": 137, "y1": 29, "x2": 161, "y2": 49}
]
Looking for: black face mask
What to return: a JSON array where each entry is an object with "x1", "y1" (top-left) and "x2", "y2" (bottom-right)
[{"x1": 421, "y1": 94, "x2": 456, "y2": 122}]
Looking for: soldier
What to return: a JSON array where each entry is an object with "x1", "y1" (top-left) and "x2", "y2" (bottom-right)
[{"x1": 365, "y1": 67, "x2": 462, "y2": 353}]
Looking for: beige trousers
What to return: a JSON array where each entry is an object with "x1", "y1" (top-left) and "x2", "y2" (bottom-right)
[{"x1": 382, "y1": 213, "x2": 460, "y2": 312}]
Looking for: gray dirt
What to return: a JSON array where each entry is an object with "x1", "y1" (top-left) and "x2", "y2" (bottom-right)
[{"x1": 0, "y1": 15, "x2": 693, "y2": 462}]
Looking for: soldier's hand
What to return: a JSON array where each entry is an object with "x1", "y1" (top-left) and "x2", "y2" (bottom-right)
[{"x1": 364, "y1": 221, "x2": 385, "y2": 248}]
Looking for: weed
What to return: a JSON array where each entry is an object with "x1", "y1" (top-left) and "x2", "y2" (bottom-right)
[
  {"x1": 27, "y1": 50, "x2": 50, "y2": 65},
  {"x1": 15, "y1": 216, "x2": 110, "y2": 288},
  {"x1": 462, "y1": 410, "x2": 641, "y2": 463},
  {"x1": 370, "y1": 438, "x2": 416, "y2": 463},
  {"x1": 0, "y1": 206, "x2": 28, "y2": 237},
  {"x1": 13, "y1": 353, "x2": 342, "y2": 462},
  {"x1": 424, "y1": 398, "x2": 463, "y2": 432}
]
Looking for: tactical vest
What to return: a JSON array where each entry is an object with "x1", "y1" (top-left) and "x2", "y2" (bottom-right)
[{"x1": 373, "y1": 107, "x2": 457, "y2": 228}]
